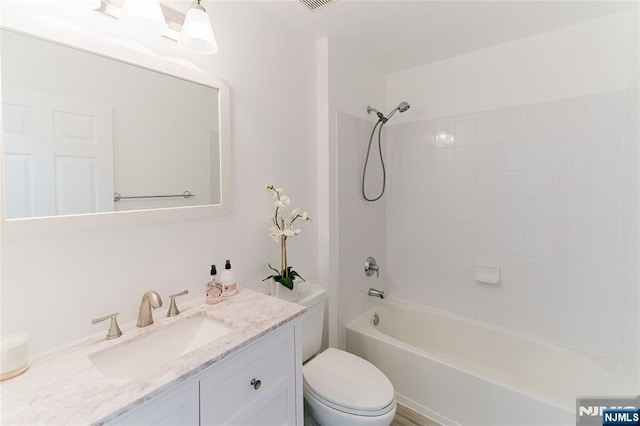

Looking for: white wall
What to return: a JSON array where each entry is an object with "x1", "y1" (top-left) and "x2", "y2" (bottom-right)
[
  {"x1": 387, "y1": 12, "x2": 635, "y2": 122},
  {"x1": 1, "y1": 1, "x2": 318, "y2": 355},
  {"x1": 619, "y1": 4, "x2": 640, "y2": 392},
  {"x1": 385, "y1": 8, "x2": 638, "y2": 385},
  {"x1": 321, "y1": 39, "x2": 387, "y2": 348}
]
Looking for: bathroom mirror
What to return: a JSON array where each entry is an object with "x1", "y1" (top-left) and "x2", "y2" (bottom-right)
[{"x1": 0, "y1": 27, "x2": 231, "y2": 237}]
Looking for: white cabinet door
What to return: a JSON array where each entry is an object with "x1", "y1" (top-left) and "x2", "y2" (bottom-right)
[
  {"x1": 200, "y1": 325, "x2": 298, "y2": 426},
  {"x1": 2, "y1": 87, "x2": 114, "y2": 218},
  {"x1": 109, "y1": 380, "x2": 199, "y2": 426}
]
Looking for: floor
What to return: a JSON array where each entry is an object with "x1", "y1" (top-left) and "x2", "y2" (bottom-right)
[{"x1": 392, "y1": 404, "x2": 441, "y2": 426}]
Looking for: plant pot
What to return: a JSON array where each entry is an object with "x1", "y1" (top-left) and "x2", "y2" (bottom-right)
[{"x1": 271, "y1": 279, "x2": 299, "y2": 302}]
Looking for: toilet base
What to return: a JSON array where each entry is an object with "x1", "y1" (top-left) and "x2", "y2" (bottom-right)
[{"x1": 304, "y1": 390, "x2": 396, "y2": 426}]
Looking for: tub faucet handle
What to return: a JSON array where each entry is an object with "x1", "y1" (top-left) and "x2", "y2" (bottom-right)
[
  {"x1": 364, "y1": 256, "x2": 379, "y2": 277},
  {"x1": 166, "y1": 289, "x2": 189, "y2": 317}
]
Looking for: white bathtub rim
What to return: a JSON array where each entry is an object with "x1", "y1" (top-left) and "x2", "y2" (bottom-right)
[
  {"x1": 350, "y1": 298, "x2": 624, "y2": 370},
  {"x1": 346, "y1": 299, "x2": 627, "y2": 412},
  {"x1": 348, "y1": 314, "x2": 574, "y2": 413}
]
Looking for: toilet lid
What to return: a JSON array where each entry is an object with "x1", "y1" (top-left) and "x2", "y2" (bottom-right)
[{"x1": 303, "y1": 348, "x2": 395, "y2": 414}]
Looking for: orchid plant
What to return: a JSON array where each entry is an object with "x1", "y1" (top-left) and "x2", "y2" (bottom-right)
[{"x1": 263, "y1": 185, "x2": 311, "y2": 290}]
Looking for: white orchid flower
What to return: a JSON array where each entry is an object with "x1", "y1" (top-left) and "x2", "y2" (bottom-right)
[
  {"x1": 280, "y1": 195, "x2": 290, "y2": 206},
  {"x1": 302, "y1": 211, "x2": 310, "y2": 221},
  {"x1": 275, "y1": 199, "x2": 286, "y2": 209},
  {"x1": 269, "y1": 226, "x2": 281, "y2": 242},
  {"x1": 283, "y1": 229, "x2": 296, "y2": 237}
]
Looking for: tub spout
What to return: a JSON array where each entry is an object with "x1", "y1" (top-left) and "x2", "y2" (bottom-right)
[{"x1": 368, "y1": 288, "x2": 385, "y2": 299}]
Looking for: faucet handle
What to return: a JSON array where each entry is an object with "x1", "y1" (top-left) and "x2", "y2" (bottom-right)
[
  {"x1": 364, "y1": 256, "x2": 379, "y2": 278},
  {"x1": 166, "y1": 289, "x2": 189, "y2": 317},
  {"x1": 92, "y1": 313, "x2": 123, "y2": 340}
]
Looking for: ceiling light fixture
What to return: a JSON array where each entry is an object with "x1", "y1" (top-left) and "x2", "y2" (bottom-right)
[
  {"x1": 179, "y1": 0, "x2": 218, "y2": 55},
  {"x1": 72, "y1": 0, "x2": 102, "y2": 10},
  {"x1": 120, "y1": 0, "x2": 168, "y2": 36}
]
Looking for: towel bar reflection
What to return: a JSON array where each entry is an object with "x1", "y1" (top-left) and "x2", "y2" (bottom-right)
[{"x1": 113, "y1": 191, "x2": 195, "y2": 202}]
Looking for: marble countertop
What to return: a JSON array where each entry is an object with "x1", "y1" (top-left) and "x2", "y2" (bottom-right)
[{"x1": 0, "y1": 288, "x2": 305, "y2": 425}]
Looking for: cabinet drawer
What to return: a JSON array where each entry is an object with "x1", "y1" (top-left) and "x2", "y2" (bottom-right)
[{"x1": 200, "y1": 327, "x2": 296, "y2": 425}]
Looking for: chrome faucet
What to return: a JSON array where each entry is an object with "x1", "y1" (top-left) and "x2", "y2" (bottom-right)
[
  {"x1": 368, "y1": 288, "x2": 385, "y2": 299},
  {"x1": 137, "y1": 290, "x2": 163, "y2": 327}
]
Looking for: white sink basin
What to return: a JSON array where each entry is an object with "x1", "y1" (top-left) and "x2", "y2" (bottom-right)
[{"x1": 89, "y1": 315, "x2": 231, "y2": 386}]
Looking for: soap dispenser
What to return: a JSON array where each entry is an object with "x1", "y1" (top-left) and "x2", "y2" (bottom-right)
[
  {"x1": 221, "y1": 259, "x2": 237, "y2": 297},
  {"x1": 206, "y1": 265, "x2": 223, "y2": 304}
]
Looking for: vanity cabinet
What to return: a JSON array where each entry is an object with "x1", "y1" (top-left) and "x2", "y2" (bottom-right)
[
  {"x1": 113, "y1": 380, "x2": 200, "y2": 426},
  {"x1": 110, "y1": 321, "x2": 301, "y2": 426},
  {"x1": 200, "y1": 321, "x2": 297, "y2": 425}
]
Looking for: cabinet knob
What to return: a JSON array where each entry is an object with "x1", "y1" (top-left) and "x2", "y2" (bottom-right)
[{"x1": 250, "y1": 378, "x2": 262, "y2": 390}]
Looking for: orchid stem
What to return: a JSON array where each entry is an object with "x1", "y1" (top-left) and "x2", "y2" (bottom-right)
[{"x1": 280, "y1": 218, "x2": 287, "y2": 278}]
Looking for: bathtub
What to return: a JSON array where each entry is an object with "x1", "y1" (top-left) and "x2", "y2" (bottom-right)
[{"x1": 345, "y1": 301, "x2": 630, "y2": 426}]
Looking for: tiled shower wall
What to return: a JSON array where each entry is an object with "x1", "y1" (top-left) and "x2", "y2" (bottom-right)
[{"x1": 386, "y1": 90, "x2": 635, "y2": 357}]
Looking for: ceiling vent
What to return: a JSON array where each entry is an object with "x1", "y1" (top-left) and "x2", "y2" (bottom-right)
[{"x1": 299, "y1": 0, "x2": 336, "y2": 11}]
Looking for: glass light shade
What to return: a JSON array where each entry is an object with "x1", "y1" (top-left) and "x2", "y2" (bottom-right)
[
  {"x1": 120, "y1": 0, "x2": 168, "y2": 36},
  {"x1": 179, "y1": 5, "x2": 218, "y2": 55}
]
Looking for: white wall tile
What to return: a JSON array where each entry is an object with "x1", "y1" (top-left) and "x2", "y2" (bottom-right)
[
  {"x1": 501, "y1": 109, "x2": 528, "y2": 144},
  {"x1": 477, "y1": 198, "x2": 525, "y2": 229},
  {"x1": 454, "y1": 198, "x2": 476, "y2": 224},
  {"x1": 387, "y1": 90, "x2": 632, "y2": 358},
  {"x1": 476, "y1": 115, "x2": 501, "y2": 145},
  {"x1": 454, "y1": 119, "x2": 476, "y2": 147},
  {"x1": 434, "y1": 197, "x2": 456, "y2": 222},
  {"x1": 525, "y1": 199, "x2": 555, "y2": 229},
  {"x1": 591, "y1": 165, "x2": 623, "y2": 200},
  {"x1": 434, "y1": 173, "x2": 454, "y2": 198},
  {"x1": 525, "y1": 170, "x2": 569, "y2": 199},
  {"x1": 528, "y1": 103, "x2": 558, "y2": 140},
  {"x1": 476, "y1": 144, "x2": 527, "y2": 172},
  {"x1": 455, "y1": 146, "x2": 476, "y2": 172},
  {"x1": 435, "y1": 147, "x2": 455, "y2": 173},
  {"x1": 525, "y1": 228, "x2": 556, "y2": 259},
  {"x1": 436, "y1": 117, "x2": 456, "y2": 148},
  {"x1": 476, "y1": 172, "x2": 526, "y2": 199},
  {"x1": 526, "y1": 141, "x2": 557, "y2": 170},
  {"x1": 454, "y1": 173, "x2": 476, "y2": 198},
  {"x1": 476, "y1": 225, "x2": 525, "y2": 256},
  {"x1": 416, "y1": 119, "x2": 436, "y2": 146}
]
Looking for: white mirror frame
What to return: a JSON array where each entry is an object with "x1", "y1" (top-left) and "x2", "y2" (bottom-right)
[{"x1": 0, "y1": 20, "x2": 231, "y2": 238}]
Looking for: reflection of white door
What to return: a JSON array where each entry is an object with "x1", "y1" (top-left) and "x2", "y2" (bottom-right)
[{"x1": 3, "y1": 87, "x2": 114, "y2": 218}]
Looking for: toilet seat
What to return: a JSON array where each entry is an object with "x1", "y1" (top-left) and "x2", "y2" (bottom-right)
[{"x1": 303, "y1": 348, "x2": 395, "y2": 417}]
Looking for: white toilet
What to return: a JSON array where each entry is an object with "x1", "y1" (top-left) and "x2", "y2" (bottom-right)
[{"x1": 297, "y1": 282, "x2": 397, "y2": 426}]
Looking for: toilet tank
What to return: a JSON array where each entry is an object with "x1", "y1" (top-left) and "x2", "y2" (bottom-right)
[{"x1": 296, "y1": 281, "x2": 327, "y2": 362}]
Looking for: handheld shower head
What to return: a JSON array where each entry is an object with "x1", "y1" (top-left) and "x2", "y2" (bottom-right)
[{"x1": 384, "y1": 101, "x2": 411, "y2": 122}]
